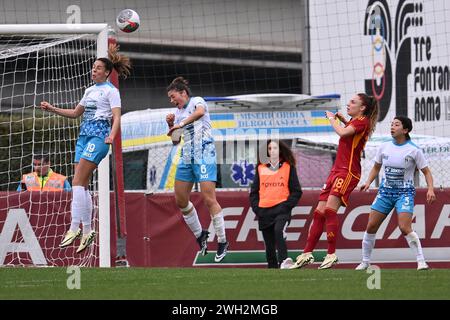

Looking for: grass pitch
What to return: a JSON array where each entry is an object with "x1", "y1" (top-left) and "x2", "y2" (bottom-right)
[{"x1": 0, "y1": 267, "x2": 449, "y2": 300}]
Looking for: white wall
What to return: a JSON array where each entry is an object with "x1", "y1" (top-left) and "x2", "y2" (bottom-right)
[{"x1": 308, "y1": 0, "x2": 450, "y2": 138}]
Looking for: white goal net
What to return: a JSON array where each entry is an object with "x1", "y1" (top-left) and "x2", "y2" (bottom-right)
[{"x1": 0, "y1": 25, "x2": 109, "y2": 267}]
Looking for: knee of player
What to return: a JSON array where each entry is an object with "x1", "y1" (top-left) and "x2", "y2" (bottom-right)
[
  {"x1": 366, "y1": 224, "x2": 379, "y2": 234},
  {"x1": 202, "y1": 196, "x2": 217, "y2": 209},
  {"x1": 398, "y1": 224, "x2": 412, "y2": 235},
  {"x1": 176, "y1": 199, "x2": 191, "y2": 211},
  {"x1": 72, "y1": 178, "x2": 86, "y2": 187}
]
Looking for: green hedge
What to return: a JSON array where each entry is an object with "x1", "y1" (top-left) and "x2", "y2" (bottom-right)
[{"x1": 0, "y1": 111, "x2": 80, "y2": 191}]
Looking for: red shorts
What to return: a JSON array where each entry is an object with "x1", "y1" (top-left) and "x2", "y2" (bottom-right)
[{"x1": 319, "y1": 171, "x2": 360, "y2": 207}]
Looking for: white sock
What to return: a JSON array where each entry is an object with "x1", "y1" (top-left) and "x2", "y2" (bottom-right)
[
  {"x1": 70, "y1": 186, "x2": 85, "y2": 232},
  {"x1": 82, "y1": 189, "x2": 93, "y2": 234},
  {"x1": 182, "y1": 202, "x2": 202, "y2": 238},
  {"x1": 212, "y1": 211, "x2": 226, "y2": 243},
  {"x1": 362, "y1": 232, "x2": 376, "y2": 263},
  {"x1": 405, "y1": 231, "x2": 425, "y2": 262}
]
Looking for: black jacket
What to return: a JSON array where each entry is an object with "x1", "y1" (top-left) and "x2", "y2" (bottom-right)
[{"x1": 249, "y1": 162, "x2": 303, "y2": 230}]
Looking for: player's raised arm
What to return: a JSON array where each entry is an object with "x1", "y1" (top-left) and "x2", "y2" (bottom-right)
[
  {"x1": 168, "y1": 106, "x2": 205, "y2": 136},
  {"x1": 326, "y1": 110, "x2": 356, "y2": 137},
  {"x1": 334, "y1": 111, "x2": 348, "y2": 125},
  {"x1": 166, "y1": 113, "x2": 175, "y2": 129},
  {"x1": 40, "y1": 101, "x2": 85, "y2": 119}
]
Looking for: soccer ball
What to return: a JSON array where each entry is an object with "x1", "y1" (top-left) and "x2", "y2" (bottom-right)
[{"x1": 116, "y1": 9, "x2": 140, "y2": 33}]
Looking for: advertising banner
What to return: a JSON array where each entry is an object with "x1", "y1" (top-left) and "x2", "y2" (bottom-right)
[
  {"x1": 128, "y1": 190, "x2": 450, "y2": 268},
  {"x1": 2, "y1": 190, "x2": 449, "y2": 268}
]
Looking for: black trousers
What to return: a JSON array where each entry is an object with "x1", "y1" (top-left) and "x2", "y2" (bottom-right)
[{"x1": 261, "y1": 219, "x2": 289, "y2": 268}]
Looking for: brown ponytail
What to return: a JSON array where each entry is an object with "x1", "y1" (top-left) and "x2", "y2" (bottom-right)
[
  {"x1": 108, "y1": 43, "x2": 131, "y2": 79},
  {"x1": 166, "y1": 76, "x2": 192, "y2": 96},
  {"x1": 358, "y1": 93, "x2": 379, "y2": 137},
  {"x1": 97, "y1": 43, "x2": 132, "y2": 79}
]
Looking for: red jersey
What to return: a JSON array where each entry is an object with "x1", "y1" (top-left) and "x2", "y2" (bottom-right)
[{"x1": 332, "y1": 116, "x2": 370, "y2": 178}]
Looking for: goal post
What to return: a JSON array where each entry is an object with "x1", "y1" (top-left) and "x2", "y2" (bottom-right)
[{"x1": 0, "y1": 23, "x2": 110, "y2": 267}]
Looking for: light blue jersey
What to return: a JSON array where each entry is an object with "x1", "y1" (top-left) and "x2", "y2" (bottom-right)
[
  {"x1": 371, "y1": 139, "x2": 428, "y2": 215},
  {"x1": 75, "y1": 81, "x2": 121, "y2": 164},
  {"x1": 79, "y1": 82, "x2": 121, "y2": 139},
  {"x1": 174, "y1": 96, "x2": 217, "y2": 182},
  {"x1": 174, "y1": 96, "x2": 215, "y2": 164},
  {"x1": 375, "y1": 139, "x2": 427, "y2": 194}
]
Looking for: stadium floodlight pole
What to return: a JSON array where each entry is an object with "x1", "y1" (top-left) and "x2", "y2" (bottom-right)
[{"x1": 0, "y1": 23, "x2": 110, "y2": 267}]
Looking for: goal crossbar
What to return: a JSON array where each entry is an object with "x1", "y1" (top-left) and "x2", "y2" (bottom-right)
[{"x1": 0, "y1": 24, "x2": 108, "y2": 34}]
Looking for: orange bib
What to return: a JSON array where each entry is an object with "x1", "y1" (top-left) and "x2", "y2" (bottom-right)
[
  {"x1": 22, "y1": 172, "x2": 66, "y2": 191},
  {"x1": 258, "y1": 162, "x2": 290, "y2": 208}
]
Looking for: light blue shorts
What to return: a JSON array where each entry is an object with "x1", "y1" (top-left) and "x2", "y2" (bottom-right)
[
  {"x1": 75, "y1": 136, "x2": 110, "y2": 165},
  {"x1": 175, "y1": 159, "x2": 217, "y2": 183},
  {"x1": 371, "y1": 192, "x2": 415, "y2": 215}
]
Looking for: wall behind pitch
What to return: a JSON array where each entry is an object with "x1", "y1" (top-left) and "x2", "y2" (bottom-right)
[
  {"x1": 308, "y1": 0, "x2": 450, "y2": 138},
  {"x1": 126, "y1": 190, "x2": 450, "y2": 268},
  {"x1": 1, "y1": 190, "x2": 450, "y2": 268}
]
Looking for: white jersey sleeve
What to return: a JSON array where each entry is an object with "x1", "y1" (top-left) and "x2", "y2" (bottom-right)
[
  {"x1": 415, "y1": 148, "x2": 428, "y2": 170},
  {"x1": 192, "y1": 96, "x2": 207, "y2": 112},
  {"x1": 374, "y1": 142, "x2": 384, "y2": 164},
  {"x1": 79, "y1": 89, "x2": 89, "y2": 107},
  {"x1": 108, "y1": 88, "x2": 121, "y2": 109}
]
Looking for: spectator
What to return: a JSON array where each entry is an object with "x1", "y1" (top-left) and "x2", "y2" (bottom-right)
[{"x1": 18, "y1": 154, "x2": 71, "y2": 192}]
